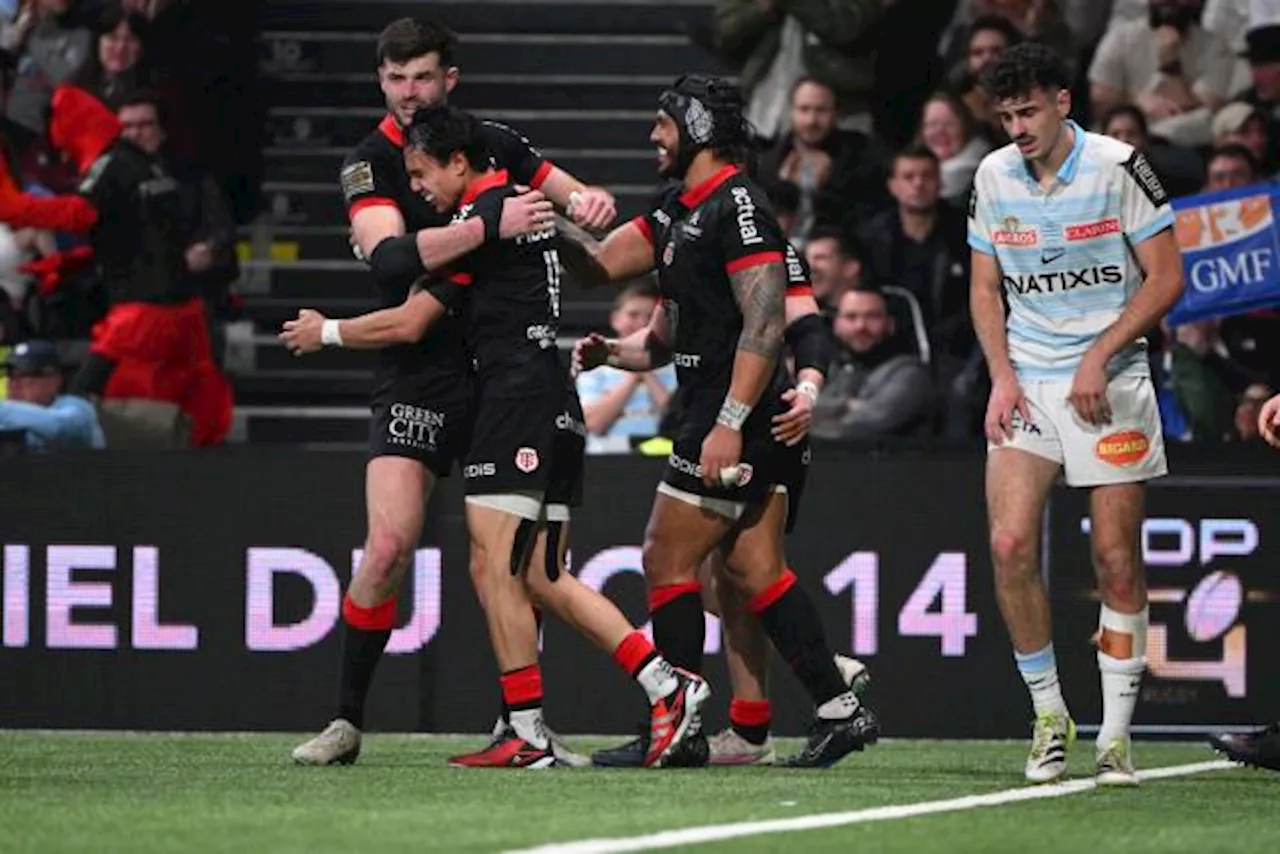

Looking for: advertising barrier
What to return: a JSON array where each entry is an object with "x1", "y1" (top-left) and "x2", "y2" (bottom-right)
[{"x1": 1, "y1": 450, "x2": 1276, "y2": 737}]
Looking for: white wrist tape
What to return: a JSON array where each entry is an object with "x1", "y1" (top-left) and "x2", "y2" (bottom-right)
[
  {"x1": 321, "y1": 319, "x2": 344, "y2": 347},
  {"x1": 796, "y1": 380, "x2": 820, "y2": 404},
  {"x1": 717, "y1": 396, "x2": 751, "y2": 431}
]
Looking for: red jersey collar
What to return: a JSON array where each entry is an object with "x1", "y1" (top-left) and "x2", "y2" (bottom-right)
[
  {"x1": 679, "y1": 164, "x2": 740, "y2": 209},
  {"x1": 378, "y1": 114, "x2": 404, "y2": 148},
  {"x1": 461, "y1": 169, "x2": 510, "y2": 207}
]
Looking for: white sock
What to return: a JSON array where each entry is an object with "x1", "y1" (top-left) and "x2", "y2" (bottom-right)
[
  {"x1": 509, "y1": 707, "x2": 549, "y2": 749},
  {"x1": 1096, "y1": 605, "x2": 1148, "y2": 749},
  {"x1": 1015, "y1": 644, "x2": 1068, "y2": 717},
  {"x1": 636, "y1": 656, "x2": 679, "y2": 704},
  {"x1": 816, "y1": 690, "x2": 860, "y2": 721}
]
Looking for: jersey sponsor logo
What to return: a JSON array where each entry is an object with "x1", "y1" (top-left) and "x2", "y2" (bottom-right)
[
  {"x1": 340, "y1": 161, "x2": 376, "y2": 201},
  {"x1": 991, "y1": 216, "x2": 1038, "y2": 246},
  {"x1": 668, "y1": 453, "x2": 704, "y2": 478},
  {"x1": 785, "y1": 245, "x2": 806, "y2": 284},
  {"x1": 526, "y1": 324, "x2": 556, "y2": 348},
  {"x1": 730, "y1": 186, "x2": 765, "y2": 246},
  {"x1": 515, "y1": 447, "x2": 540, "y2": 473},
  {"x1": 1003, "y1": 264, "x2": 1123, "y2": 295},
  {"x1": 1122, "y1": 151, "x2": 1169, "y2": 208},
  {"x1": 464, "y1": 462, "x2": 497, "y2": 479},
  {"x1": 653, "y1": 209, "x2": 672, "y2": 229},
  {"x1": 1096, "y1": 430, "x2": 1150, "y2": 467},
  {"x1": 1065, "y1": 218, "x2": 1121, "y2": 241},
  {"x1": 672, "y1": 352, "x2": 701, "y2": 368},
  {"x1": 663, "y1": 241, "x2": 675, "y2": 266},
  {"x1": 387, "y1": 403, "x2": 445, "y2": 450},
  {"x1": 1010, "y1": 411, "x2": 1042, "y2": 436},
  {"x1": 556, "y1": 412, "x2": 587, "y2": 438}
]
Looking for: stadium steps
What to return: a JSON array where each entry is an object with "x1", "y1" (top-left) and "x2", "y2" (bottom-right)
[{"x1": 242, "y1": 0, "x2": 719, "y2": 443}]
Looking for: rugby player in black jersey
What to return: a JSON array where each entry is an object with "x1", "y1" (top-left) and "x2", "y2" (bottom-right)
[
  {"x1": 562, "y1": 75, "x2": 880, "y2": 768},
  {"x1": 286, "y1": 17, "x2": 615, "y2": 767},
  {"x1": 283, "y1": 105, "x2": 711, "y2": 769}
]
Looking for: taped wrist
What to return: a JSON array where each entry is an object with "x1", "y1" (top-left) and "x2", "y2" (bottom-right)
[
  {"x1": 717, "y1": 396, "x2": 751, "y2": 431},
  {"x1": 785, "y1": 313, "x2": 834, "y2": 376},
  {"x1": 369, "y1": 234, "x2": 426, "y2": 285}
]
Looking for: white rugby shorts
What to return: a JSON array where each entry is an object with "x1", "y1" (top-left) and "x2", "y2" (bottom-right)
[{"x1": 987, "y1": 375, "x2": 1168, "y2": 487}]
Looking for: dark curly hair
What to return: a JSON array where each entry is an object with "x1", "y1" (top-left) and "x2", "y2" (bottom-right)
[
  {"x1": 405, "y1": 104, "x2": 491, "y2": 171},
  {"x1": 979, "y1": 42, "x2": 1070, "y2": 103}
]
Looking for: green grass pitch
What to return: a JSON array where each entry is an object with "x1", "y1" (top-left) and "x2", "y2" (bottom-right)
[{"x1": 1, "y1": 733, "x2": 1276, "y2": 853}]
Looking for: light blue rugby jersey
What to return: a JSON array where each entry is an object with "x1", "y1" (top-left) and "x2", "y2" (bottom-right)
[{"x1": 967, "y1": 120, "x2": 1175, "y2": 382}]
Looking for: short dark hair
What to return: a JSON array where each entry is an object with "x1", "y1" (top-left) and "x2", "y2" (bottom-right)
[
  {"x1": 376, "y1": 17, "x2": 458, "y2": 68},
  {"x1": 404, "y1": 104, "x2": 490, "y2": 171},
  {"x1": 1210, "y1": 143, "x2": 1261, "y2": 175},
  {"x1": 968, "y1": 14, "x2": 1023, "y2": 49},
  {"x1": 807, "y1": 226, "x2": 858, "y2": 260},
  {"x1": 616, "y1": 276, "x2": 660, "y2": 307},
  {"x1": 1102, "y1": 104, "x2": 1148, "y2": 137},
  {"x1": 95, "y1": 3, "x2": 151, "y2": 45},
  {"x1": 118, "y1": 90, "x2": 167, "y2": 128},
  {"x1": 790, "y1": 75, "x2": 837, "y2": 105},
  {"x1": 893, "y1": 141, "x2": 940, "y2": 172},
  {"x1": 763, "y1": 179, "x2": 801, "y2": 215},
  {"x1": 980, "y1": 42, "x2": 1070, "y2": 103}
]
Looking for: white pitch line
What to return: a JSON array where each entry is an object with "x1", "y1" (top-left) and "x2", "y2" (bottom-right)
[{"x1": 506, "y1": 759, "x2": 1235, "y2": 854}]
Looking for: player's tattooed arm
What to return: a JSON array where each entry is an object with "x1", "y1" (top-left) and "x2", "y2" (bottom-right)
[
  {"x1": 557, "y1": 217, "x2": 655, "y2": 288},
  {"x1": 731, "y1": 261, "x2": 787, "y2": 360}
]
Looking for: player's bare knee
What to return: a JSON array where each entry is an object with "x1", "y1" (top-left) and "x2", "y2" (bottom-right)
[
  {"x1": 362, "y1": 527, "x2": 414, "y2": 588},
  {"x1": 641, "y1": 535, "x2": 698, "y2": 587},
  {"x1": 990, "y1": 529, "x2": 1037, "y2": 584}
]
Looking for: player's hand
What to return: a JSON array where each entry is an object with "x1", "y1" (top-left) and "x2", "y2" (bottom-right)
[
  {"x1": 567, "y1": 187, "x2": 617, "y2": 231},
  {"x1": 985, "y1": 373, "x2": 1032, "y2": 445},
  {"x1": 280, "y1": 309, "x2": 326, "y2": 356},
  {"x1": 1258, "y1": 393, "x2": 1280, "y2": 448},
  {"x1": 572, "y1": 332, "x2": 613, "y2": 377},
  {"x1": 772, "y1": 385, "x2": 814, "y2": 446},
  {"x1": 699, "y1": 424, "x2": 743, "y2": 487},
  {"x1": 499, "y1": 187, "x2": 556, "y2": 239},
  {"x1": 1068, "y1": 353, "x2": 1111, "y2": 427}
]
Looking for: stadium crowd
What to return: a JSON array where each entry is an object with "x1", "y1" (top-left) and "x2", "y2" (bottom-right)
[
  {"x1": 0, "y1": 0, "x2": 255, "y2": 450},
  {"x1": 580, "y1": 0, "x2": 1280, "y2": 452}
]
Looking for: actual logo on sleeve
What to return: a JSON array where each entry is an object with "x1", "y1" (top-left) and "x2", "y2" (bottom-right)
[
  {"x1": 1096, "y1": 430, "x2": 1150, "y2": 467},
  {"x1": 340, "y1": 161, "x2": 376, "y2": 201},
  {"x1": 1122, "y1": 151, "x2": 1169, "y2": 208},
  {"x1": 515, "y1": 447, "x2": 540, "y2": 473}
]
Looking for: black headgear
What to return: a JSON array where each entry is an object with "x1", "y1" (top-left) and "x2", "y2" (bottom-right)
[{"x1": 657, "y1": 74, "x2": 749, "y2": 179}]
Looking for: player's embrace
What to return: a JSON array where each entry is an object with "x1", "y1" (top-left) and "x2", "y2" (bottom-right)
[{"x1": 969, "y1": 44, "x2": 1184, "y2": 785}]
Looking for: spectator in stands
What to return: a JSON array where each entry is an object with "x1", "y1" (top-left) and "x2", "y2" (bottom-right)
[
  {"x1": 859, "y1": 143, "x2": 971, "y2": 369},
  {"x1": 71, "y1": 3, "x2": 149, "y2": 107},
  {"x1": 1236, "y1": 25, "x2": 1280, "y2": 133},
  {"x1": 803, "y1": 226, "x2": 864, "y2": 315},
  {"x1": 1100, "y1": 104, "x2": 1204, "y2": 197},
  {"x1": 950, "y1": 15, "x2": 1022, "y2": 146},
  {"x1": 1211, "y1": 101, "x2": 1272, "y2": 174},
  {"x1": 917, "y1": 91, "x2": 990, "y2": 205},
  {"x1": 711, "y1": 0, "x2": 887, "y2": 140},
  {"x1": 577, "y1": 278, "x2": 676, "y2": 455},
  {"x1": 939, "y1": 0, "x2": 1074, "y2": 77},
  {"x1": 764, "y1": 178, "x2": 803, "y2": 245},
  {"x1": 756, "y1": 76, "x2": 889, "y2": 244},
  {"x1": 117, "y1": 91, "x2": 237, "y2": 334},
  {"x1": 1234, "y1": 382, "x2": 1274, "y2": 442},
  {"x1": 811, "y1": 286, "x2": 934, "y2": 441},
  {"x1": 0, "y1": 338, "x2": 104, "y2": 448},
  {"x1": 1089, "y1": 0, "x2": 1238, "y2": 147},
  {"x1": 1203, "y1": 143, "x2": 1261, "y2": 191},
  {"x1": 1168, "y1": 317, "x2": 1267, "y2": 441},
  {"x1": 0, "y1": 0, "x2": 90, "y2": 82}
]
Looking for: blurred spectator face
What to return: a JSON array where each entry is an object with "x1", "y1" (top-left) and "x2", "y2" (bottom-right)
[
  {"x1": 610, "y1": 293, "x2": 657, "y2": 338},
  {"x1": 790, "y1": 80, "x2": 837, "y2": 148},
  {"x1": 1254, "y1": 59, "x2": 1280, "y2": 102},
  {"x1": 805, "y1": 236, "x2": 861, "y2": 306},
  {"x1": 921, "y1": 98, "x2": 967, "y2": 161},
  {"x1": 833, "y1": 290, "x2": 893, "y2": 355},
  {"x1": 889, "y1": 154, "x2": 941, "y2": 214},
  {"x1": 99, "y1": 20, "x2": 144, "y2": 76},
  {"x1": 1205, "y1": 152, "x2": 1256, "y2": 191},
  {"x1": 6, "y1": 368, "x2": 60, "y2": 407},
  {"x1": 967, "y1": 27, "x2": 1010, "y2": 75},
  {"x1": 1104, "y1": 112, "x2": 1148, "y2": 150},
  {"x1": 118, "y1": 102, "x2": 164, "y2": 154},
  {"x1": 1220, "y1": 116, "x2": 1268, "y2": 163},
  {"x1": 379, "y1": 52, "x2": 456, "y2": 128},
  {"x1": 1236, "y1": 384, "x2": 1273, "y2": 441},
  {"x1": 36, "y1": 0, "x2": 71, "y2": 16}
]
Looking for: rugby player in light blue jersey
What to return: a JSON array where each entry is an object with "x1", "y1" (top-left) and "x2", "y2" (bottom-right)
[{"x1": 967, "y1": 43, "x2": 1185, "y2": 786}]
